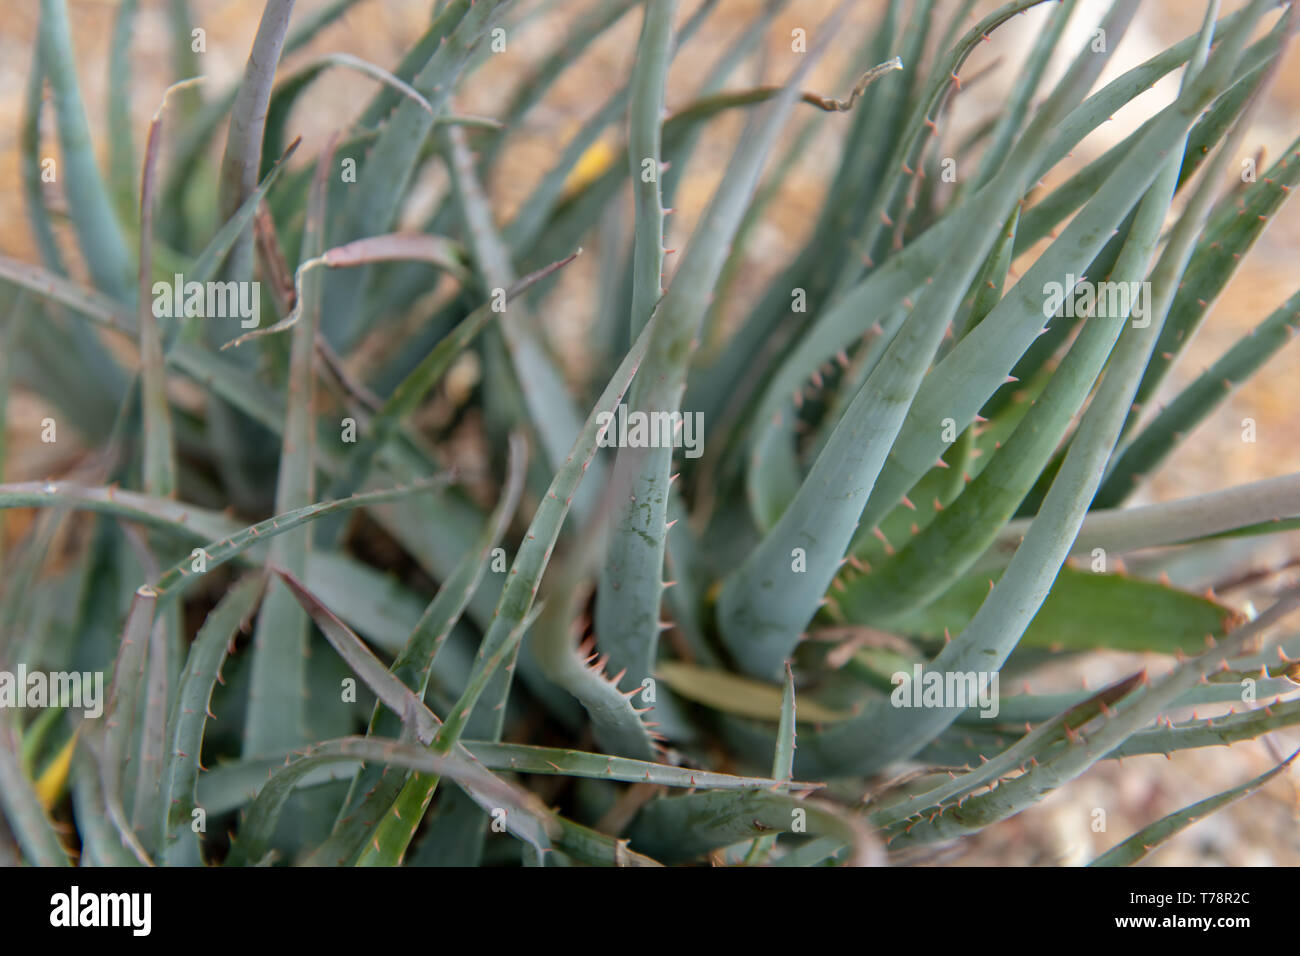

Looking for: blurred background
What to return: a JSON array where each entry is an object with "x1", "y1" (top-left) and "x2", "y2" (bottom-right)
[{"x1": 2, "y1": 0, "x2": 1298, "y2": 864}]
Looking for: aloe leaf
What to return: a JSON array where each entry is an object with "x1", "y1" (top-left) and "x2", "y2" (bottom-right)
[
  {"x1": 551, "y1": 816, "x2": 663, "y2": 867},
  {"x1": 139, "y1": 91, "x2": 182, "y2": 498},
  {"x1": 834, "y1": 153, "x2": 1176, "y2": 620},
  {"x1": 309, "y1": 437, "x2": 527, "y2": 866},
  {"x1": 477, "y1": 0, "x2": 642, "y2": 173},
  {"x1": 654, "y1": 661, "x2": 850, "y2": 724},
  {"x1": 38, "y1": 0, "x2": 132, "y2": 302},
  {"x1": 0, "y1": 256, "x2": 134, "y2": 337},
  {"x1": 338, "y1": 0, "x2": 480, "y2": 237},
  {"x1": 714, "y1": 0, "x2": 1252, "y2": 476},
  {"x1": 106, "y1": 0, "x2": 139, "y2": 217},
  {"x1": 243, "y1": 140, "x2": 332, "y2": 759},
  {"x1": 158, "y1": 574, "x2": 264, "y2": 865},
  {"x1": 451, "y1": 128, "x2": 605, "y2": 517},
  {"x1": 872, "y1": 673, "x2": 1146, "y2": 829},
  {"x1": 296, "y1": 552, "x2": 427, "y2": 653},
  {"x1": 0, "y1": 481, "x2": 239, "y2": 543},
  {"x1": 988, "y1": 472, "x2": 1300, "y2": 566},
  {"x1": 23, "y1": 42, "x2": 66, "y2": 274},
  {"x1": 410, "y1": 268, "x2": 665, "y2": 865},
  {"x1": 1112, "y1": 697, "x2": 1300, "y2": 759},
  {"x1": 500, "y1": 0, "x2": 719, "y2": 261},
  {"x1": 71, "y1": 751, "x2": 139, "y2": 866},
  {"x1": 262, "y1": 52, "x2": 437, "y2": 168},
  {"x1": 628, "y1": 790, "x2": 876, "y2": 865},
  {"x1": 974, "y1": 0, "x2": 1078, "y2": 188},
  {"x1": 471, "y1": 742, "x2": 808, "y2": 792},
  {"x1": 530, "y1": 501, "x2": 660, "y2": 762},
  {"x1": 1129, "y1": 134, "x2": 1300, "y2": 434},
  {"x1": 0, "y1": 716, "x2": 70, "y2": 866},
  {"x1": 872, "y1": 567, "x2": 1236, "y2": 655},
  {"x1": 149, "y1": 478, "x2": 454, "y2": 603},
  {"x1": 805, "y1": 1, "x2": 1272, "y2": 773},
  {"x1": 1099, "y1": 288, "x2": 1300, "y2": 506},
  {"x1": 129, "y1": 613, "x2": 170, "y2": 857},
  {"x1": 662, "y1": 489, "x2": 718, "y2": 667},
  {"x1": 325, "y1": 0, "x2": 505, "y2": 345},
  {"x1": 745, "y1": 663, "x2": 797, "y2": 864},
  {"x1": 352, "y1": 2, "x2": 469, "y2": 132},
  {"x1": 627, "y1": 0, "x2": 675, "y2": 338},
  {"x1": 165, "y1": 0, "x2": 203, "y2": 117},
  {"x1": 689, "y1": 0, "x2": 1070, "y2": 429},
  {"x1": 770, "y1": 835, "x2": 851, "y2": 867},
  {"x1": 225, "y1": 737, "x2": 555, "y2": 866},
  {"x1": 851, "y1": 29, "x2": 1252, "y2": 543},
  {"x1": 354, "y1": 605, "x2": 547, "y2": 866},
  {"x1": 186, "y1": 138, "x2": 301, "y2": 289},
  {"x1": 601, "y1": 3, "x2": 847, "y2": 690},
  {"x1": 274, "y1": 568, "x2": 441, "y2": 745},
  {"x1": 215, "y1": 0, "x2": 294, "y2": 284},
  {"x1": 96, "y1": 586, "x2": 158, "y2": 865},
  {"x1": 892, "y1": 584, "x2": 1300, "y2": 847},
  {"x1": 1090, "y1": 750, "x2": 1299, "y2": 866},
  {"x1": 200, "y1": 738, "x2": 806, "y2": 816},
  {"x1": 591, "y1": 0, "x2": 682, "y2": 705}
]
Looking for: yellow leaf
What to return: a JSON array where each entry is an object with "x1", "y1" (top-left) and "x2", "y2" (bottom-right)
[
  {"x1": 34, "y1": 730, "x2": 78, "y2": 811},
  {"x1": 562, "y1": 140, "x2": 617, "y2": 199},
  {"x1": 655, "y1": 661, "x2": 851, "y2": 724}
]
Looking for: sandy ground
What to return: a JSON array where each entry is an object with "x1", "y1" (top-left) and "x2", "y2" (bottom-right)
[{"x1": 2, "y1": 0, "x2": 1298, "y2": 864}]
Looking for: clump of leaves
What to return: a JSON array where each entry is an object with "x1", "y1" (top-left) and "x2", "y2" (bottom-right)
[{"x1": 2, "y1": 0, "x2": 1299, "y2": 867}]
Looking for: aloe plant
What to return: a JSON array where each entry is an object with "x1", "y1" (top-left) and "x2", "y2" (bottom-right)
[{"x1": 3, "y1": 0, "x2": 1299, "y2": 869}]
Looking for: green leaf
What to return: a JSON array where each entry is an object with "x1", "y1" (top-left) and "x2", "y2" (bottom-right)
[
  {"x1": 325, "y1": 0, "x2": 506, "y2": 345},
  {"x1": 106, "y1": 0, "x2": 139, "y2": 217},
  {"x1": 0, "y1": 717, "x2": 70, "y2": 866},
  {"x1": 148, "y1": 477, "x2": 455, "y2": 603},
  {"x1": 1100, "y1": 287, "x2": 1300, "y2": 506},
  {"x1": 882, "y1": 567, "x2": 1236, "y2": 654},
  {"x1": 628, "y1": 790, "x2": 876, "y2": 865},
  {"x1": 412, "y1": 249, "x2": 669, "y2": 865},
  {"x1": 609, "y1": 1, "x2": 848, "y2": 687},
  {"x1": 891, "y1": 584, "x2": 1300, "y2": 848},
  {"x1": 159, "y1": 574, "x2": 265, "y2": 864},
  {"x1": 745, "y1": 662, "x2": 797, "y2": 864},
  {"x1": 243, "y1": 140, "x2": 333, "y2": 759},
  {"x1": 216, "y1": 0, "x2": 295, "y2": 284},
  {"x1": 835, "y1": 156, "x2": 1175, "y2": 619},
  {"x1": 1091, "y1": 750, "x2": 1299, "y2": 866},
  {"x1": 138, "y1": 91, "x2": 181, "y2": 499},
  {"x1": 38, "y1": 0, "x2": 132, "y2": 302},
  {"x1": 224, "y1": 737, "x2": 555, "y2": 866},
  {"x1": 96, "y1": 586, "x2": 159, "y2": 864}
]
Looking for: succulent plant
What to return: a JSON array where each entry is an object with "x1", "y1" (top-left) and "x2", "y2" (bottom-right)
[{"x1": 2, "y1": 0, "x2": 1300, "y2": 869}]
